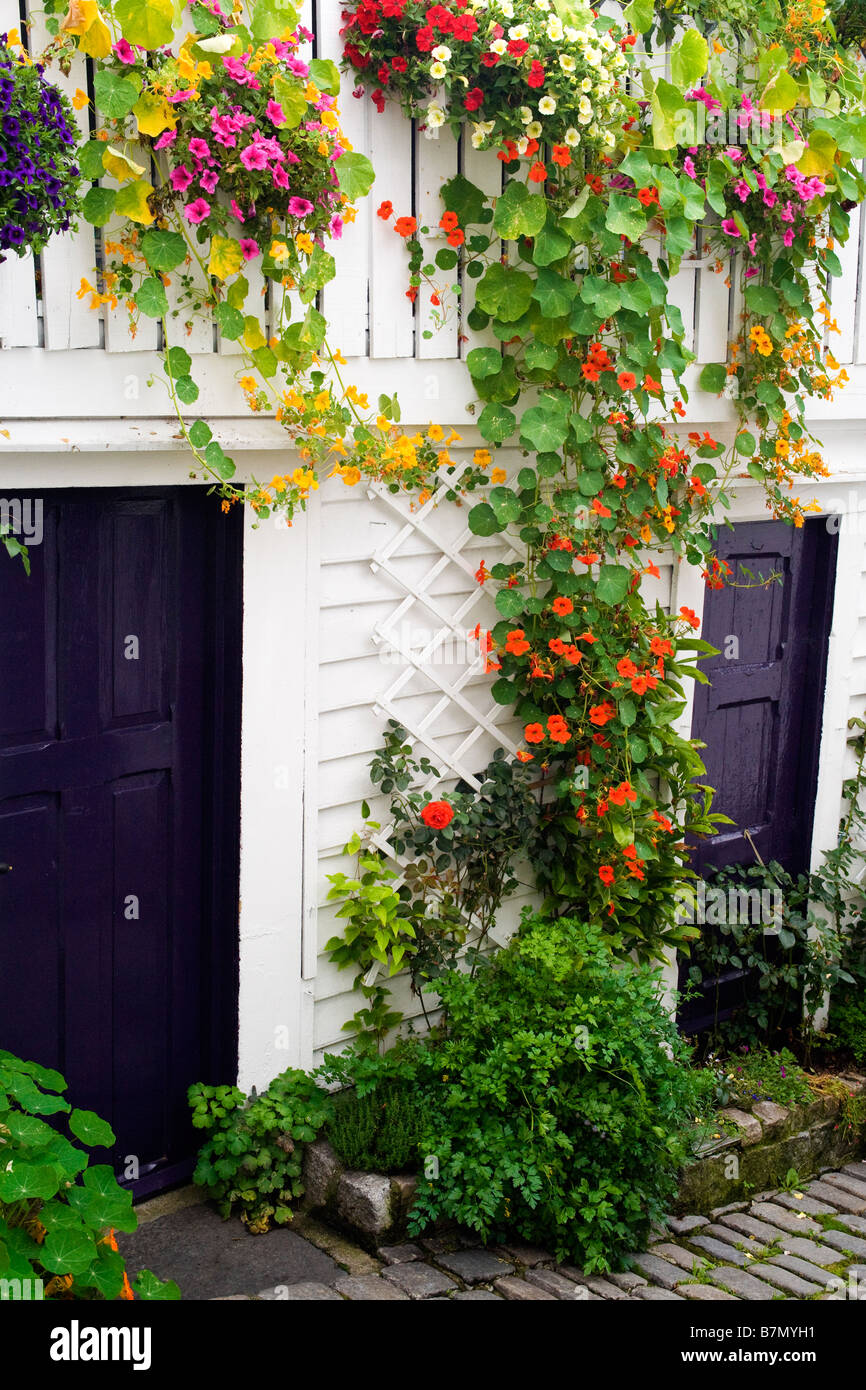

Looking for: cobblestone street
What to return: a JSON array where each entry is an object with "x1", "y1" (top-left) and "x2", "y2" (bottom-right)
[{"x1": 124, "y1": 1158, "x2": 866, "y2": 1302}]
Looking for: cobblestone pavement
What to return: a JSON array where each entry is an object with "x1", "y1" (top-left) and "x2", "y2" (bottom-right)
[{"x1": 216, "y1": 1158, "x2": 866, "y2": 1302}]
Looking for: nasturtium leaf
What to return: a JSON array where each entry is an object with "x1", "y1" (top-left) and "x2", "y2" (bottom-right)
[
  {"x1": 140, "y1": 228, "x2": 186, "y2": 273},
  {"x1": 92, "y1": 69, "x2": 139, "y2": 120},
  {"x1": 188, "y1": 420, "x2": 212, "y2": 448},
  {"x1": 595, "y1": 564, "x2": 630, "y2": 605},
  {"x1": 797, "y1": 129, "x2": 837, "y2": 178},
  {"x1": 175, "y1": 376, "x2": 199, "y2": 404},
  {"x1": 651, "y1": 78, "x2": 690, "y2": 151},
  {"x1": 519, "y1": 404, "x2": 569, "y2": 452},
  {"x1": 478, "y1": 403, "x2": 517, "y2": 444},
  {"x1": 250, "y1": 0, "x2": 299, "y2": 41},
  {"x1": 617, "y1": 697, "x2": 637, "y2": 728},
  {"x1": 208, "y1": 235, "x2": 244, "y2": 281},
  {"x1": 78, "y1": 14, "x2": 112, "y2": 60},
  {"x1": 101, "y1": 148, "x2": 145, "y2": 184},
  {"x1": 115, "y1": 0, "x2": 174, "y2": 47},
  {"x1": 488, "y1": 486, "x2": 522, "y2": 524},
  {"x1": 133, "y1": 1270, "x2": 181, "y2": 1300},
  {"x1": 308, "y1": 58, "x2": 341, "y2": 95},
  {"x1": 252, "y1": 346, "x2": 278, "y2": 378},
  {"x1": 745, "y1": 284, "x2": 780, "y2": 316},
  {"x1": 79, "y1": 139, "x2": 109, "y2": 181},
  {"x1": 69, "y1": 1108, "x2": 115, "y2": 1148},
  {"x1": 167, "y1": 346, "x2": 191, "y2": 379},
  {"x1": 475, "y1": 263, "x2": 534, "y2": 321},
  {"x1": 759, "y1": 68, "x2": 802, "y2": 114},
  {"x1": 204, "y1": 440, "x2": 236, "y2": 479},
  {"x1": 756, "y1": 380, "x2": 782, "y2": 405},
  {"x1": 623, "y1": 0, "x2": 653, "y2": 32},
  {"x1": 81, "y1": 186, "x2": 116, "y2": 226},
  {"x1": 524, "y1": 342, "x2": 558, "y2": 371},
  {"x1": 133, "y1": 91, "x2": 176, "y2": 138},
  {"x1": 440, "y1": 174, "x2": 490, "y2": 226},
  {"x1": 698, "y1": 362, "x2": 727, "y2": 393},
  {"x1": 734, "y1": 431, "x2": 756, "y2": 456},
  {"x1": 215, "y1": 302, "x2": 245, "y2": 339},
  {"x1": 670, "y1": 30, "x2": 708, "y2": 89},
  {"x1": 435, "y1": 246, "x2": 459, "y2": 271},
  {"x1": 335, "y1": 152, "x2": 375, "y2": 200},
  {"x1": 619, "y1": 279, "x2": 653, "y2": 313},
  {"x1": 496, "y1": 587, "x2": 528, "y2": 619},
  {"x1": 532, "y1": 216, "x2": 572, "y2": 266},
  {"x1": 466, "y1": 347, "x2": 502, "y2": 380},
  {"x1": 243, "y1": 315, "x2": 266, "y2": 351},
  {"x1": 468, "y1": 502, "x2": 502, "y2": 537},
  {"x1": 136, "y1": 277, "x2": 169, "y2": 318},
  {"x1": 532, "y1": 267, "x2": 578, "y2": 318},
  {"x1": 272, "y1": 75, "x2": 308, "y2": 128},
  {"x1": 492, "y1": 180, "x2": 547, "y2": 240},
  {"x1": 0, "y1": 1162, "x2": 60, "y2": 1202},
  {"x1": 115, "y1": 180, "x2": 155, "y2": 225},
  {"x1": 41, "y1": 1228, "x2": 97, "y2": 1277}
]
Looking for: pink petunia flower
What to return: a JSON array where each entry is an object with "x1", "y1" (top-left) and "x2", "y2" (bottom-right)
[
  {"x1": 287, "y1": 56, "x2": 309, "y2": 78},
  {"x1": 734, "y1": 179, "x2": 750, "y2": 202},
  {"x1": 230, "y1": 199, "x2": 247, "y2": 222},
  {"x1": 329, "y1": 213, "x2": 344, "y2": 240},
  {"x1": 168, "y1": 89, "x2": 197, "y2": 104},
  {"x1": 188, "y1": 137, "x2": 211, "y2": 162},
  {"x1": 114, "y1": 39, "x2": 135, "y2": 64},
  {"x1": 184, "y1": 198, "x2": 211, "y2": 224},
  {"x1": 240, "y1": 238, "x2": 259, "y2": 259},
  {"x1": 288, "y1": 196, "x2": 313, "y2": 216},
  {"x1": 154, "y1": 130, "x2": 177, "y2": 150},
  {"x1": 272, "y1": 165, "x2": 290, "y2": 189},
  {"x1": 170, "y1": 165, "x2": 194, "y2": 192},
  {"x1": 266, "y1": 100, "x2": 286, "y2": 125},
  {"x1": 783, "y1": 228, "x2": 795, "y2": 247},
  {"x1": 721, "y1": 218, "x2": 740, "y2": 237},
  {"x1": 199, "y1": 169, "x2": 219, "y2": 194},
  {"x1": 683, "y1": 156, "x2": 696, "y2": 179}
]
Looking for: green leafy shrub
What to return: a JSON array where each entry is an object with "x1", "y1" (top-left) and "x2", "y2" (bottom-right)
[
  {"x1": 327, "y1": 1080, "x2": 424, "y2": 1175},
  {"x1": 189, "y1": 1070, "x2": 333, "y2": 1233},
  {"x1": 723, "y1": 1045, "x2": 812, "y2": 1109},
  {"x1": 829, "y1": 994, "x2": 866, "y2": 1067},
  {"x1": 396, "y1": 913, "x2": 701, "y2": 1272},
  {"x1": 0, "y1": 1050, "x2": 178, "y2": 1300}
]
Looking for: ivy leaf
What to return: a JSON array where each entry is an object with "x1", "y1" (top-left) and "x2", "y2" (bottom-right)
[
  {"x1": 140, "y1": 228, "x2": 186, "y2": 273},
  {"x1": 335, "y1": 152, "x2": 375, "y2": 200},
  {"x1": 595, "y1": 564, "x2": 630, "y2": 605},
  {"x1": 115, "y1": 0, "x2": 174, "y2": 48},
  {"x1": 492, "y1": 181, "x2": 547, "y2": 240},
  {"x1": 136, "y1": 277, "x2": 169, "y2": 319}
]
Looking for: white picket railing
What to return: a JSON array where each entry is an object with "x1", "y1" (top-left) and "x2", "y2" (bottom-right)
[{"x1": 3, "y1": 0, "x2": 866, "y2": 378}]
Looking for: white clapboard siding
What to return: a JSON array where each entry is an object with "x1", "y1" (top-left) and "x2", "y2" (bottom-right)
[
  {"x1": 415, "y1": 124, "x2": 460, "y2": 358},
  {"x1": 27, "y1": 7, "x2": 100, "y2": 349},
  {"x1": 0, "y1": 0, "x2": 39, "y2": 348},
  {"x1": 317, "y1": 0, "x2": 368, "y2": 356},
  {"x1": 460, "y1": 142, "x2": 502, "y2": 356},
  {"x1": 830, "y1": 191, "x2": 862, "y2": 364}
]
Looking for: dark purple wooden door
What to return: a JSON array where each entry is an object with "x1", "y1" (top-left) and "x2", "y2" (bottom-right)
[
  {"x1": 0, "y1": 488, "x2": 242, "y2": 1194},
  {"x1": 690, "y1": 518, "x2": 836, "y2": 877}
]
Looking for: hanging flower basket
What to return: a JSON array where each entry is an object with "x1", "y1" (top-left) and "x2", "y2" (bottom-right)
[{"x1": 0, "y1": 33, "x2": 81, "y2": 261}]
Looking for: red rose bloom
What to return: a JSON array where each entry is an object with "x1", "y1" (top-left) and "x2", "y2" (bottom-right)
[{"x1": 421, "y1": 799, "x2": 454, "y2": 829}]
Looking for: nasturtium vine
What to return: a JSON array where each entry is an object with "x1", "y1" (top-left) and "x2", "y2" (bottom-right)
[{"x1": 330, "y1": 0, "x2": 866, "y2": 995}]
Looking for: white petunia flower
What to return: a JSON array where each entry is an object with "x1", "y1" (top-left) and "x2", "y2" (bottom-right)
[
  {"x1": 516, "y1": 134, "x2": 529, "y2": 154},
  {"x1": 602, "y1": 129, "x2": 616, "y2": 149},
  {"x1": 600, "y1": 32, "x2": 615, "y2": 52},
  {"x1": 538, "y1": 96, "x2": 556, "y2": 115},
  {"x1": 564, "y1": 126, "x2": 581, "y2": 146},
  {"x1": 498, "y1": 0, "x2": 514, "y2": 16},
  {"x1": 429, "y1": 61, "x2": 447, "y2": 79},
  {"x1": 546, "y1": 16, "x2": 563, "y2": 40},
  {"x1": 426, "y1": 103, "x2": 446, "y2": 128},
  {"x1": 490, "y1": 38, "x2": 507, "y2": 54},
  {"x1": 578, "y1": 95, "x2": 593, "y2": 116},
  {"x1": 559, "y1": 54, "x2": 576, "y2": 73},
  {"x1": 536, "y1": 0, "x2": 550, "y2": 9},
  {"x1": 518, "y1": 105, "x2": 533, "y2": 123},
  {"x1": 471, "y1": 128, "x2": 487, "y2": 148},
  {"x1": 431, "y1": 45, "x2": 451, "y2": 61},
  {"x1": 580, "y1": 76, "x2": 593, "y2": 92},
  {"x1": 527, "y1": 120, "x2": 543, "y2": 137},
  {"x1": 507, "y1": 23, "x2": 529, "y2": 39}
]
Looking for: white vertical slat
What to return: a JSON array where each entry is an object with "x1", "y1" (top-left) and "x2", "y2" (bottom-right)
[
  {"x1": 694, "y1": 225, "x2": 730, "y2": 364},
  {"x1": 0, "y1": 0, "x2": 39, "y2": 347},
  {"x1": 856, "y1": 217, "x2": 866, "y2": 364},
  {"x1": 219, "y1": 261, "x2": 266, "y2": 356},
  {"x1": 277, "y1": 1, "x2": 315, "y2": 333},
  {"x1": 316, "y1": 0, "x2": 368, "y2": 356},
  {"x1": 368, "y1": 106, "x2": 414, "y2": 357},
  {"x1": 830, "y1": 198, "x2": 862, "y2": 365},
  {"x1": 460, "y1": 143, "x2": 501, "y2": 356},
  {"x1": 164, "y1": 262, "x2": 214, "y2": 355},
  {"x1": 415, "y1": 124, "x2": 459, "y2": 358},
  {"x1": 27, "y1": 3, "x2": 100, "y2": 348},
  {"x1": 665, "y1": 257, "x2": 697, "y2": 357}
]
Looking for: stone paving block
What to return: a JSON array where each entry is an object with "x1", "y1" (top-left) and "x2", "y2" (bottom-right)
[
  {"x1": 453, "y1": 1290, "x2": 503, "y2": 1300},
  {"x1": 334, "y1": 1274, "x2": 409, "y2": 1300},
  {"x1": 629, "y1": 1252, "x2": 685, "y2": 1290},
  {"x1": 822, "y1": 1171, "x2": 866, "y2": 1202},
  {"x1": 498, "y1": 1244, "x2": 553, "y2": 1268},
  {"x1": 746, "y1": 1264, "x2": 823, "y2": 1297},
  {"x1": 605, "y1": 1271, "x2": 647, "y2": 1292},
  {"x1": 774, "y1": 1192, "x2": 837, "y2": 1217},
  {"x1": 557, "y1": 1267, "x2": 629, "y2": 1299},
  {"x1": 805, "y1": 1180, "x2": 866, "y2": 1214},
  {"x1": 832, "y1": 1213, "x2": 866, "y2": 1236},
  {"x1": 419, "y1": 1233, "x2": 464, "y2": 1255},
  {"x1": 526, "y1": 1268, "x2": 597, "y2": 1299},
  {"x1": 819, "y1": 1228, "x2": 866, "y2": 1259},
  {"x1": 748, "y1": 1202, "x2": 823, "y2": 1237},
  {"x1": 382, "y1": 1262, "x2": 457, "y2": 1300},
  {"x1": 770, "y1": 1254, "x2": 841, "y2": 1287},
  {"x1": 494, "y1": 1275, "x2": 557, "y2": 1301},
  {"x1": 708, "y1": 1268, "x2": 780, "y2": 1300},
  {"x1": 688, "y1": 1236, "x2": 752, "y2": 1268},
  {"x1": 630, "y1": 1286, "x2": 684, "y2": 1300},
  {"x1": 677, "y1": 1283, "x2": 739, "y2": 1301},
  {"x1": 335, "y1": 1171, "x2": 395, "y2": 1240},
  {"x1": 376, "y1": 1243, "x2": 423, "y2": 1265},
  {"x1": 771, "y1": 1236, "x2": 842, "y2": 1266},
  {"x1": 718, "y1": 1213, "x2": 788, "y2": 1245},
  {"x1": 257, "y1": 1282, "x2": 343, "y2": 1300},
  {"x1": 666, "y1": 1214, "x2": 709, "y2": 1236},
  {"x1": 434, "y1": 1249, "x2": 514, "y2": 1284},
  {"x1": 701, "y1": 1223, "x2": 769, "y2": 1258},
  {"x1": 648, "y1": 1242, "x2": 706, "y2": 1274},
  {"x1": 842, "y1": 1162, "x2": 866, "y2": 1181},
  {"x1": 710, "y1": 1201, "x2": 749, "y2": 1219}
]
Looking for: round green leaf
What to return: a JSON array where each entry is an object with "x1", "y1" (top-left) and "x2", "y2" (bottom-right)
[
  {"x1": 466, "y1": 347, "x2": 502, "y2": 380},
  {"x1": 92, "y1": 70, "x2": 140, "y2": 120},
  {"x1": 69, "y1": 1108, "x2": 115, "y2": 1148},
  {"x1": 478, "y1": 403, "x2": 517, "y2": 444},
  {"x1": 734, "y1": 431, "x2": 757, "y2": 456},
  {"x1": 335, "y1": 151, "x2": 375, "y2": 201},
  {"x1": 468, "y1": 502, "x2": 502, "y2": 537},
  {"x1": 595, "y1": 564, "x2": 631, "y2": 605},
  {"x1": 136, "y1": 277, "x2": 169, "y2": 319},
  {"x1": 475, "y1": 264, "x2": 534, "y2": 321},
  {"x1": 698, "y1": 362, "x2": 727, "y2": 393},
  {"x1": 140, "y1": 228, "x2": 187, "y2": 273},
  {"x1": 41, "y1": 1227, "x2": 97, "y2": 1277},
  {"x1": 175, "y1": 375, "x2": 200, "y2": 404},
  {"x1": 81, "y1": 186, "x2": 117, "y2": 228},
  {"x1": 492, "y1": 181, "x2": 547, "y2": 240},
  {"x1": 115, "y1": 0, "x2": 174, "y2": 48}
]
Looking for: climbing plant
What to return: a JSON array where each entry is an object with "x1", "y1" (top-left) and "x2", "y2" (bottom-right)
[{"x1": 332, "y1": 0, "x2": 866, "y2": 978}]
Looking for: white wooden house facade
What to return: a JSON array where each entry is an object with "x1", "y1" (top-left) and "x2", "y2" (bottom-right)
[{"x1": 2, "y1": 0, "x2": 866, "y2": 1192}]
